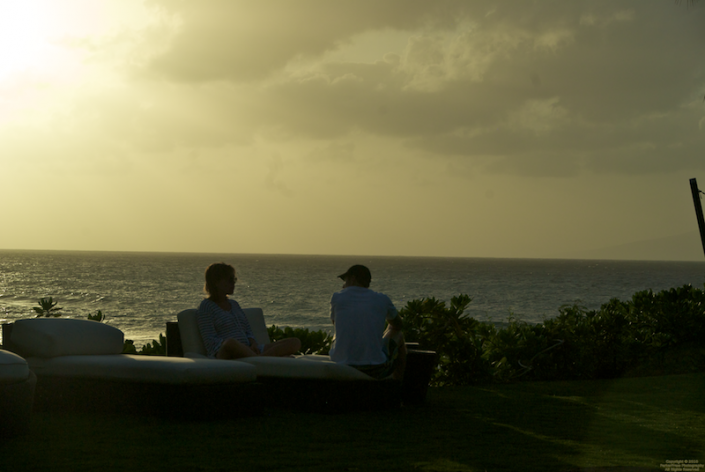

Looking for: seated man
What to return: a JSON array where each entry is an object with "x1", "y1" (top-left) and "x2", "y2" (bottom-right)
[{"x1": 329, "y1": 264, "x2": 406, "y2": 380}]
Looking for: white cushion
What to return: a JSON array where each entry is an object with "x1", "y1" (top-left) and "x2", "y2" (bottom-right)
[
  {"x1": 177, "y1": 309, "x2": 207, "y2": 357},
  {"x1": 12, "y1": 318, "x2": 124, "y2": 358},
  {"x1": 239, "y1": 356, "x2": 373, "y2": 381},
  {"x1": 0, "y1": 349, "x2": 30, "y2": 382},
  {"x1": 295, "y1": 354, "x2": 334, "y2": 362},
  {"x1": 27, "y1": 355, "x2": 256, "y2": 384},
  {"x1": 242, "y1": 308, "x2": 271, "y2": 344}
]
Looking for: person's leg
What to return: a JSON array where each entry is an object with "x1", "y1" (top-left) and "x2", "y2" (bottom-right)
[
  {"x1": 216, "y1": 338, "x2": 257, "y2": 360},
  {"x1": 383, "y1": 328, "x2": 407, "y2": 380},
  {"x1": 261, "y1": 337, "x2": 301, "y2": 357}
]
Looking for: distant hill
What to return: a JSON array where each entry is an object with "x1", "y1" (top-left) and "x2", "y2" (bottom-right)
[{"x1": 558, "y1": 230, "x2": 705, "y2": 262}]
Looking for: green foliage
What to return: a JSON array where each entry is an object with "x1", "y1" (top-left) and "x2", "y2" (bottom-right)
[
  {"x1": 87, "y1": 310, "x2": 105, "y2": 322},
  {"x1": 401, "y1": 285, "x2": 705, "y2": 386},
  {"x1": 121, "y1": 336, "x2": 167, "y2": 356},
  {"x1": 33, "y1": 297, "x2": 62, "y2": 317},
  {"x1": 138, "y1": 333, "x2": 167, "y2": 356},
  {"x1": 400, "y1": 295, "x2": 491, "y2": 385},
  {"x1": 122, "y1": 339, "x2": 137, "y2": 354},
  {"x1": 268, "y1": 325, "x2": 333, "y2": 355}
]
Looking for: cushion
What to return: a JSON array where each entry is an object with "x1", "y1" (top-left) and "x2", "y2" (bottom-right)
[
  {"x1": 27, "y1": 355, "x2": 256, "y2": 384},
  {"x1": 177, "y1": 307, "x2": 271, "y2": 357},
  {"x1": 177, "y1": 309, "x2": 207, "y2": 357},
  {"x1": 0, "y1": 349, "x2": 30, "y2": 383},
  {"x1": 11, "y1": 318, "x2": 124, "y2": 358},
  {"x1": 239, "y1": 357, "x2": 373, "y2": 381},
  {"x1": 242, "y1": 308, "x2": 271, "y2": 344}
]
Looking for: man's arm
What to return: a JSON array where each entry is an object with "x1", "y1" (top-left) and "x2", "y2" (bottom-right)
[
  {"x1": 386, "y1": 298, "x2": 402, "y2": 331},
  {"x1": 388, "y1": 314, "x2": 402, "y2": 331}
]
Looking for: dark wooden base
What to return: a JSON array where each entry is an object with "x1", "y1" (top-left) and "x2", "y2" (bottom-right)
[
  {"x1": 403, "y1": 349, "x2": 438, "y2": 405},
  {"x1": 0, "y1": 371, "x2": 36, "y2": 438}
]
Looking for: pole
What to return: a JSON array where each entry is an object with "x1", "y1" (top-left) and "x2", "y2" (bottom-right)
[{"x1": 689, "y1": 178, "x2": 705, "y2": 257}]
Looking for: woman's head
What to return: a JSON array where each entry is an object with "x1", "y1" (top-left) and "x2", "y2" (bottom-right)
[{"x1": 204, "y1": 262, "x2": 236, "y2": 297}]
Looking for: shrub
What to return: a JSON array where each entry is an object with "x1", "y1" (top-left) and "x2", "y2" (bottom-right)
[
  {"x1": 400, "y1": 295, "x2": 492, "y2": 385},
  {"x1": 139, "y1": 333, "x2": 167, "y2": 356},
  {"x1": 122, "y1": 339, "x2": 137, "y2": 354},
  {"x1": 400, "y1": 284, "x2": 705, "y2": 386}
]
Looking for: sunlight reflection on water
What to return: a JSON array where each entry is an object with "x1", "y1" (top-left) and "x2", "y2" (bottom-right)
[{"x1": 1, "y1": 250, "x2": 704, "y2": 347}]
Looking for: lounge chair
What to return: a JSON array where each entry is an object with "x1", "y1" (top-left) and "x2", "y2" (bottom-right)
[{"x1": 3, "y1": 318, "x2": 261, "y2": 418}]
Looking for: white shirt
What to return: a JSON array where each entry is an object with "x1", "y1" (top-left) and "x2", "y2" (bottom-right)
[{"x1": 329, "y1": 286, "x2": 398, "y2": 365}]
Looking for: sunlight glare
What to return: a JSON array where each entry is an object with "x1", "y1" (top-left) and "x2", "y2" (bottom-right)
[
  {"x1": 0, "y1": 0, "x2": 56, "y2": 79},
  {"x1": 0, "y1": 0, "x2": 159, "y2": 125}
]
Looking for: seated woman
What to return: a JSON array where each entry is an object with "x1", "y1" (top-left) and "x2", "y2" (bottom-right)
[{"x1": 197, "y1": 262, "x2": 301, "y2": 359}]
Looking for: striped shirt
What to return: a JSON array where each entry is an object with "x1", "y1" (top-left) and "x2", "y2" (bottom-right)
[{"x1": 197, "y1": 298, "x2": 255, "y2": 358}]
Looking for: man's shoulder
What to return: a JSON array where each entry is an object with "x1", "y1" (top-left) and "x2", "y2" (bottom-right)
[
  {"x1": 334, "y1": 287, "x2": 392, "y2": 302},
  {"x1": 367, "y1": 289, "x2": 392, "y2": 301}
]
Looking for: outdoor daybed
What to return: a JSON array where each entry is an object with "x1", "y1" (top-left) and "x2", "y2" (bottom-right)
[
  {"x1": 0, "y1": 349, "x2": 36, "y2": 437},
  {"x1": 2, "y1": 318, "x2": 261, "y2": 418},
  {"x1": 167, "y1": 308, "x2": 442, "y2": 411},
  {"x1": 168, "y1": 308, "x2": 403, "y2": 412}
]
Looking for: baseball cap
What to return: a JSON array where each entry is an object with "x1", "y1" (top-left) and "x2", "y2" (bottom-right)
[{"x1": 338, "y1": 264, "x2": 371, "y2": 287}]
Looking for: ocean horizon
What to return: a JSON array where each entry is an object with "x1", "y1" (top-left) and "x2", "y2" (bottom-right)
[{"x1": 1, "y1": 249, "x2": 704, "y2": 347}]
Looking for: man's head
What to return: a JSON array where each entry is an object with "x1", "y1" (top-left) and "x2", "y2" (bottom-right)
[{"x1": 338, "y1": 264, "x2": 371, "y2": 288}]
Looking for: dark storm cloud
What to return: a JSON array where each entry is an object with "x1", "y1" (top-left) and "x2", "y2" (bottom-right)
[{"x1": 137, "y1": 0, "x2": 705, "y2": 176}]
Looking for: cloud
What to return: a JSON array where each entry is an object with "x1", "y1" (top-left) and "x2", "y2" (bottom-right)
[
  {"x1": 142, "y1": 0, "x2": 465, "y2": 82},
  {"x1": 21, "y1": 0, "x2": 705, "y2": 179}
]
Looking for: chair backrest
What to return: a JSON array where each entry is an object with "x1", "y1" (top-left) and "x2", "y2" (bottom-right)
[
  {"x1": 176, "y1": 309, "x2": 207, "y2": 357},
  {"x1": 177, "y1": 307, "x2": 271, "y2": 358},
  {"x1": 242, "y1": 308, "x2": 271, "y2": 345}
]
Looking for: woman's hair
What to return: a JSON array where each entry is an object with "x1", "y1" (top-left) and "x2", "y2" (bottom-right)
[{"x1": 204, "y1": 262, "x2": 236, "y2": 297}]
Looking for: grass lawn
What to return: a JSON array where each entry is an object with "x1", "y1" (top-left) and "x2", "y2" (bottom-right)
[{"x1": 2, "y1": 373, "x2": 704, "y2": 472}]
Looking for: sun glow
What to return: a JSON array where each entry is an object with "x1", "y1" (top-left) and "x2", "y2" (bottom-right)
[
  {"x1": 0, "y1": 0, "x2": 98, "y2": 126},
  {"x1": 0, "y1": 0, "x2": 160, "y2": 125},
  {"x1": 0, "y1": 1, "x2": 71, "y2": 81}
]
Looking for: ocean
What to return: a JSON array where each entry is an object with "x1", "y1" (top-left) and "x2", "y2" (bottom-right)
[{"x1": 1, "y1": 250, "x2": 704, "y2": 347}]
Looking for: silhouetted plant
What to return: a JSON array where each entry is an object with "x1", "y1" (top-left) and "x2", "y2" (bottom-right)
[
  {"x1": 87, "y1": 310, "x2": 105, "y2": 322},
  {"x1": 122, "y1": 339, "x2": 137, "y2": 354},
  {"x1": 33, "y1": 297, "x2": 62, "y2": 317},
  {"x1": 139, "y1": 333, "x2": 167, "y2": 356},
  {"x1": 400, "y1": 295, "x2": 493, "y2": 385},
  {"x1": 400, "y1": 284, "x2": 705, "y2": 386}
]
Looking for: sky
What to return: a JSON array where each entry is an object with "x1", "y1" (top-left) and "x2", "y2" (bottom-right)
[{"x1": 1, "y1": 0, "x2": 704, "y2": 260}]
